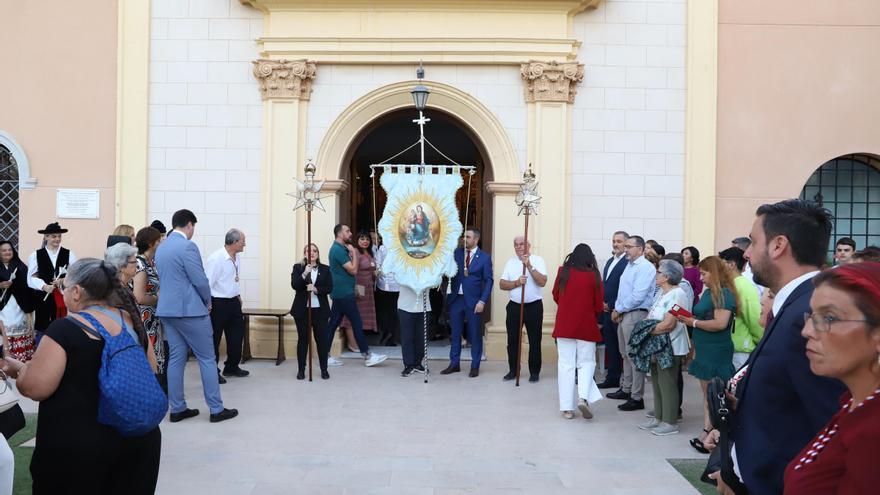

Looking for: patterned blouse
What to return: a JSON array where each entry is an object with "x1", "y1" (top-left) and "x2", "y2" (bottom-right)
[{"x1": 132, "y1": 254, "x2": 166, "y2": 373}]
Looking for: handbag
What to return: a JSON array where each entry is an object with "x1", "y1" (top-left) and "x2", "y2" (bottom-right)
[
  {"x1": 0, "y1": 370, "x2": 19, "y2": 413},
  {"x1": 0, "y1": 404, "x2": 25, "y2": 440},
  {"x1": 355, "y1": 284, "x2": 366, "y2": 298},
  {"x1": 701, "y1": 377, "x2": 748, "y2": 494}
]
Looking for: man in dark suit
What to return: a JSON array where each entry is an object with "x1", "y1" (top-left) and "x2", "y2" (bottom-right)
[
  {"x1": 597, "y1": 230, "x2": 628, "y2": 388},
  {"x1": 442, "y1": 228, "x2": 493, "y2": 378},
  {"x1": 709, "y1": 199, "x2": 845, "y2": 494}
]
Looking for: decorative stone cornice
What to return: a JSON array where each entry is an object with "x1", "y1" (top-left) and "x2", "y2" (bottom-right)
[
  {"x1": 520, "y1": 60, "x2": 585, "y2": 104},
  {"x1": 252, "y1": 59, "x2": 317, "y2": 100}
]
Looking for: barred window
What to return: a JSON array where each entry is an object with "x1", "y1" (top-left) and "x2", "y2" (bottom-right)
[
  {"x1": 800, "y1": 154, "x2": 880, "y2": 259},
  {"x1": 0, "y1": 145, "x2": 19, "y2": 250}
]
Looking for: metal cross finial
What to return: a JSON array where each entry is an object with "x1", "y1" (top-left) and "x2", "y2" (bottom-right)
[
  {"x1": 515, "y1": 163, "x2": 541, "y2": 216},
  {"x1": 288, "y1": 159, "x2": 327, "y2": 212}
]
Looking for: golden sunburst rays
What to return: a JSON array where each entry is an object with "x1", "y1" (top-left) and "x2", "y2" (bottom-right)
[{"x1": 383, "y1": 185, "x2": 462, "y2": 279}]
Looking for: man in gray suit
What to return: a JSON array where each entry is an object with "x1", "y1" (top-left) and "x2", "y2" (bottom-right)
[{"x1": 156, "y1": 209, "x2": 238, "y2": 423}]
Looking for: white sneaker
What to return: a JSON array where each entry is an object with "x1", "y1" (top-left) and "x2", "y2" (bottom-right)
[
  {"x1": 638, "y1": 418, "x2": 661, "y2": 430},
  {"x1": 365, "y1": 353, "x2": 387, "y2": 367},
  {"x1": 651, "y1": 422, "x2": 680, "y2": 436},
  {"x1": 328, "y1": 356, "x2": 343, "y2": 367}
]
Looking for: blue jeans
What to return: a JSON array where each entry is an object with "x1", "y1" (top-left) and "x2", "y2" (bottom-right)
[
  {"x1": 448, "y1": 297, "x2": 483, "y2": 368},
  {"x1": 325, "y1": 296, "x2": 370, "y2": 354},
  {"x1": 162, "y1": 315, "x2": 224, "y2": 415}
]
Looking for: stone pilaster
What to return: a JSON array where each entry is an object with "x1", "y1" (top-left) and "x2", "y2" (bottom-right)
[
  {"x1": 252, "y1": 59, "x2": 317, "y2": 100},
  {"x1": 520, "y1": 60, "x2": 585, "y2": 104}
]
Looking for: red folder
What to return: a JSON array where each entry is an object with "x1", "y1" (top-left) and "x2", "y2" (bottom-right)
[{"x1": 668, "y1": 303, "x2": 692, "y2": 318}]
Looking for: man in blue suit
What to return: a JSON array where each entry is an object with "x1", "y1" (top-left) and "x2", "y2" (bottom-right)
[
  {"x1": 597, "y1": 230, "x2": 628, "y2": 389},
  {"x1": 156, "y1": 209, "x2": 238, "y2": 424},
  {"x1": 442, "y1": 228, "x2": 493, "y2": 378},
  {"x1": 709, "y1": 199, "x2": 845, "y2": 494}
]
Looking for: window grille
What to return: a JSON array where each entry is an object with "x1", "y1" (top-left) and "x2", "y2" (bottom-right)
[{"x1": 799, "y1": 154, "x2": 880, "y2": 259}]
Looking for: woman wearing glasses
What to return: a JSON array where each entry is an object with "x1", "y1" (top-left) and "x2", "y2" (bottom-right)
[{"x1": 783, "y1": 262, "x2": 880, "y2": 493}]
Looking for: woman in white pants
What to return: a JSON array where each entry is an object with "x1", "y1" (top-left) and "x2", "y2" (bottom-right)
[{"x1": 551, "y1": 244, "x2": 605, "y2": 419}]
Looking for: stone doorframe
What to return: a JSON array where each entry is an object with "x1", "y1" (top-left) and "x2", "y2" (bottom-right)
[{"x1": 254, "y1": 60, "x2": 584, "y2": 362}]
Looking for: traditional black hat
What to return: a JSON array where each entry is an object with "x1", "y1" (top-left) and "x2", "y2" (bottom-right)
[{"x1": 37, "y1": 222, "x2": 68, "y2": 234}]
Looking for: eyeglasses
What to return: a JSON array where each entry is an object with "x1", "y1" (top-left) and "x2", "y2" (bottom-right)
[
  {"x1": 803, "y1": 312, "x2": 871, "y2": 333},
  {"x1": 624, "y1": 244, "x2": 636, "y2": 249}
]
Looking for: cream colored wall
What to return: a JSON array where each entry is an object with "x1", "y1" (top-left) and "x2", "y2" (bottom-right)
[
  {"x1": 716, "y1": 0, "x2": 880, "y2": 249},
  {"x1": 0, "y1": 0, "x2": 119, "y2": 259}
]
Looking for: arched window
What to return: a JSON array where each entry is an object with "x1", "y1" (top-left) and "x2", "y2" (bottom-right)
[
  {"x1": 0, "y1": 144, "x2": 19, "y2": 249},
  {"x1": 800, "y1": 153, "x2": 880, "y2": 259}
]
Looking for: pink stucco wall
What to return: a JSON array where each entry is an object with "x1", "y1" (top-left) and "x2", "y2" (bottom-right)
[
  {"x1": 0, "y1": 0, "x2": 118, "y2": 259},
  {"x1": 715, "y1": 0, "x2": 880, "y2": 248}
]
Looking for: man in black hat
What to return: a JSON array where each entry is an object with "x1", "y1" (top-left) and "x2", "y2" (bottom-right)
[{"x1": 27, "y1": 222, "x2": 77, "y2": 340}]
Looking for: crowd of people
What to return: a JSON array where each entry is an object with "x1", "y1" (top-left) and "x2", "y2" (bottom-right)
[{"x1": 0, "y1": 198, "x2": 876, "y2": 493}]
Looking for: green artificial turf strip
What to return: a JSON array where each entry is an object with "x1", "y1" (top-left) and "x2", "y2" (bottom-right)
[
  {"x1": 667, "y1": 458, "x2": 717, "y2": 495},
  {"x1": 10, "y1": 413, "x2": 37, "y2": 495}
]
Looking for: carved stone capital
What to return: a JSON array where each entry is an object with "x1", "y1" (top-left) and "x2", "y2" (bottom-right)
[
  {"x1": 520, "y1": 61, "x2": 585, "y2": 104},
  {"x1": 252, "y1": 59, "x2": 317, "y2": 100}
]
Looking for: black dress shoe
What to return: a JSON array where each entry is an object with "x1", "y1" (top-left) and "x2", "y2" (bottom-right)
[
  {"x1": 210, "y1": 408, "x2": 239, "y2": 423},
  {"x1": 606, "y1": 389, "x2": 630, "y2": 400},
  {"x1": 502, "y1": 372, "x2": 516, "y2": 381},
  {"x1": 469, "y1": 368, "x2": 479, "y2": 378},
  {"x1": 618, "y1": 398, "x2": 645, "y2": 411},
  {"x1": 597, "y1": 380, "x2": 619, "y2": 389},
  {"x1": 321, "y1": 370, "x2": 330, "y2": 380},
  {"x1": 218, "y1": 373, "x2": 227, "y2": 385},
  {"x1": 296, "y1": 371, "x2": 305, "y2": 380},
  {"x1": 529, "y1": 374, "x2": 539, "y2": 383},
  {"x1": 169, "y1": 408, "x2": 199, "y2": 423},
  {"x1": 440, "y1": 364, "x2": 460, "y2": 375},
  {"x1": 223, "y1": 368, "x2": 250, "y2": 378}
]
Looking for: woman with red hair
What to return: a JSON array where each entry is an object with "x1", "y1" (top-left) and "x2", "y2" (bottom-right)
[{"x1": 783, "y1": 262, "x2": 880, "y2": 494}]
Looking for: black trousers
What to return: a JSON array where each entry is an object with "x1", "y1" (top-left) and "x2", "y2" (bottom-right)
[
  {"x1": 211, "y1": 297, "x2": 244, "y2": 372},
  {"x1": 505, "y1": 300, "x2": 543, "y2": 376},
  {"x1": 399, "y1": 309, "x2": 428, "y2": 367},
  {"x1": 293, "y1": 306, "x2": 330, "y2": 372},
  {"x1": 600, "y1": 312, "x2": 622, "y2": 383},
  {"x1": 374, "y1": 288, "x2": 400, "y2": 345}
]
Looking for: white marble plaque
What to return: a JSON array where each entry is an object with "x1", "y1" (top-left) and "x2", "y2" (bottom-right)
[{"x1": 56, "y1": 189, "x2": 100, "y2": 219}]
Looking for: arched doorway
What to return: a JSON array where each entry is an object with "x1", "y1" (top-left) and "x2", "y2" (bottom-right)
[
  {"x1": 339, "y1": 108, "x2": 494, "y2": 257},
  {"x1": 800, "y1": 153, "x2": 880, "y2": 258}
]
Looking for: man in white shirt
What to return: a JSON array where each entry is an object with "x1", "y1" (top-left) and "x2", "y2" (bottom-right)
[
  {"x1": 205, "y1": 229, "x2": 249, "y2": 381},
  {"x1": 27, "y1": 222, "x2": 77, "y2": 339},
  {"x1": 499, "y1": 236, "x2": 547, "y2": 383}
]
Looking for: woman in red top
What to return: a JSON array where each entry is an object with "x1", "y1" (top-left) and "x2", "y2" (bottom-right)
[
  {"x1": 783, "y1": 262, "x2": 880, "y2": 494},
  {"x1": 552, "y1": 243, "x2": 604, "y2": 420}
]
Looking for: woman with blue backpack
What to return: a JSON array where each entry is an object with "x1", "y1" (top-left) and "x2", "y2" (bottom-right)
[{"x1": 1, "y1": 258, "x2": 167, "y2": 494}]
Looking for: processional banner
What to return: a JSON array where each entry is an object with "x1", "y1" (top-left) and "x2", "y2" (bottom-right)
[{"x1": 377, "y1": 166, "x2": 464, "y2": 294}]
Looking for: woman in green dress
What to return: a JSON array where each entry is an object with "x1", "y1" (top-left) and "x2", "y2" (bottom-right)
[{"x1": 676, "y1": 255, "x2": 738, "y2": 452}]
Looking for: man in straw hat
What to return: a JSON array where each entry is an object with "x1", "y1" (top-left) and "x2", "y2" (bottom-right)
[{"x1": 27, "y1": 222, "x2": 77, "y2": 341}]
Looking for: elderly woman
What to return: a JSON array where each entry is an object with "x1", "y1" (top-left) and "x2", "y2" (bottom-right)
[
  {"x1": 1, "y1": 259, "x2": 161, "y2": 493},
  {"x1": 639, "y1": 260, "x2": 691, "y2": 436},
  {"x1": 106, "y1": 243, "x2": 158, "y2": 371},
  {"x1": 132, "y1": 227, "x2": 167, "y2": 389},
  {"x1": 782, "y1": 262, "x2": 880, "y2": 493}
]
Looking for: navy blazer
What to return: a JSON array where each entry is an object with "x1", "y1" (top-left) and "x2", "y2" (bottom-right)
[
  {"x1": 602, "y1": 255, "x2": 628, "y2": 307},
  {"x1": 290, "y1": 263, "x2": 332, "y2": 317},
  {"x1": 447, "y1": 247, "x2": 493, "y2": 309},
  {"x1": 154, "y1": 232, "x2": 212, "y2": 318},
  {"x1": 733, "y1": 278, "x2": 846, "y2": 495}
]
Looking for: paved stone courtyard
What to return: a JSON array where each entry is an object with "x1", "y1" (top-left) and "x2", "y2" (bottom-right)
[{"x1": 123, "y1": 355, "x2": 709, "y2": 494}]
